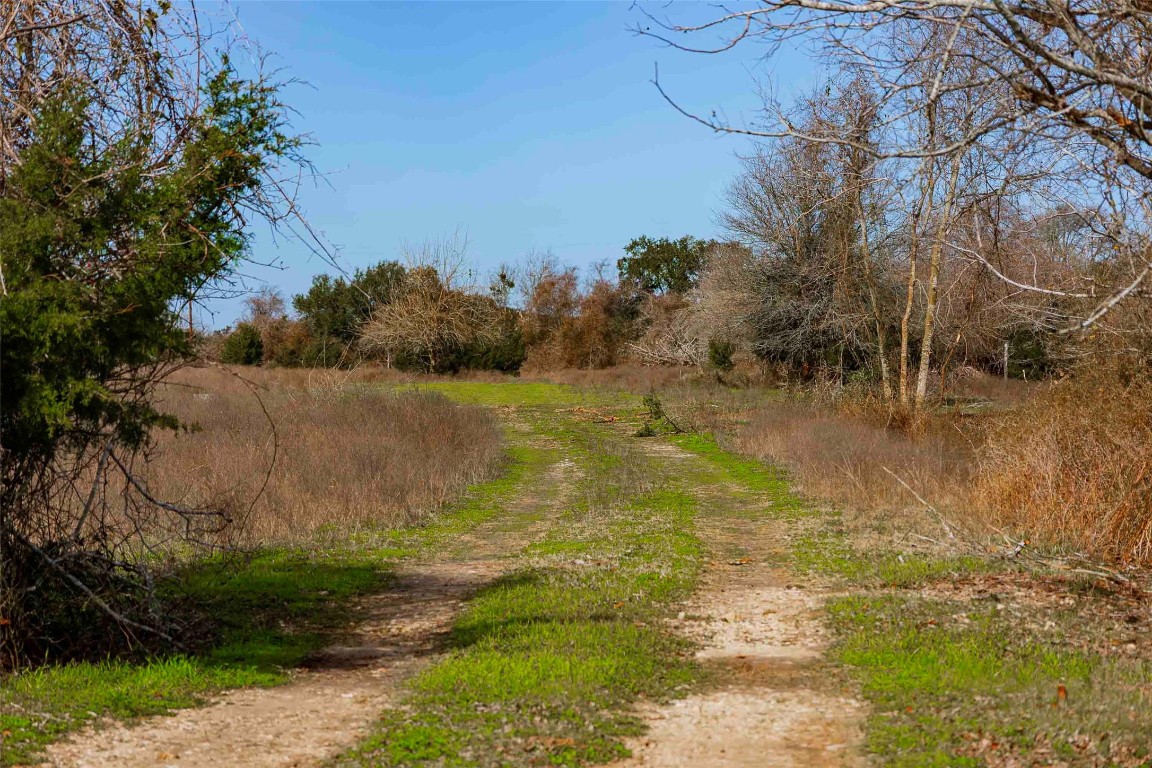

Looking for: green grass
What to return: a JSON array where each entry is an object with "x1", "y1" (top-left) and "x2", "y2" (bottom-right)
[
  {"x1": 18, "y1": 379, "x2": 1139, "y2": 768},
  {"x1": 177, "y1": 549, "x2": 390, "y2": 668},
  {"x1": 338, "y1": 412, "x2": 705, "y2": 768},
  {"x1": 357, "y1": 554, "x2": 699, "y2": 768},
  {"x1": 670, "y1": 430, "x2": 1150, "y2": 766},
  {"x1": 400, "y1": 381, "x2": 633, "y2": 410},
  {"x1": 0, "y1": 550, "x2": 387, "y2": 767},
  {"x1": 788, "y1": 526, "x2": 995, "y2": 588},
  {"x1": 0, "y1": 657, "x2": 277, "y2": 765},
  {"x1": 665, "y1": 432, "x2": 810, "y2": 516},
  {"x1": 828, "y1": 594, "x2": 1152, "y2": 767}
]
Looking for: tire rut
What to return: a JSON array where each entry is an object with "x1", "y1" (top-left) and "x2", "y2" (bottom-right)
[
  {"x1": 44, "y1": 433, "x2": 579, "y2": 768},
  {"x1": 617, "y1": 439, "x2": 865, "y2": 768}
]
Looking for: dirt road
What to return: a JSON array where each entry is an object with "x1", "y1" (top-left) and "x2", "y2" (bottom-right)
[{"x1": 44, "y1": 396, "x2": 862, "y2": 768}]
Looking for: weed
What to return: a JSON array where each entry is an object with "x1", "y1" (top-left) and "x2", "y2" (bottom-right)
[{"x1": 633, "y1": 393, "x2": 685, "y2": 437}]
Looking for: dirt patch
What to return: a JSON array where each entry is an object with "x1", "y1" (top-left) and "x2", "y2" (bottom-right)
[
  {"x1": 629, "y1": 438, "x2": 693, "y2": 460},
  {"x1": 43, "y1": 562, "x2": 499, "y2": 768},
  {"x1": 626, "y1": 689, "x2": 862, "y2": 768},
  {"x1": 623, "y1": 567, "x2": 865, "y2": 767}
]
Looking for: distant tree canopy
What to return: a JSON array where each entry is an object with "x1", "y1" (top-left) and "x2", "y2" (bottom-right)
[
  {"x1": 617, "y1": 235, "x2": 714, "y2": 295},
  {"x1": 219, "y1": 323, "x2": 265, "y2": 366},
  {"x1": 292, "y1": 261, "x2": 405, "y2": 342}
]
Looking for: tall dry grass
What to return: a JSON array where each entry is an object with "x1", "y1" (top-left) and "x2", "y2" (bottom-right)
[
  {"x1": 731, "y1": 399, "x2": 976, "y2": 519},
  {"x1": 143, "y1": 365, "x2": 504, "y2": 545},
  {"x1": 714, "y1": 363, "x2": 1152, "y2": 565},
  {"x1": 975, "y1": 362, "x2": 1152, "y2": 563}
]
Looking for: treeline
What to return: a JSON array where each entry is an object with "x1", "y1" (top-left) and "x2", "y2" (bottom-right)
[
  {"x1": 210, "y1": 176, "x2": 1085, "y2": 393},
  {"x1": 211, "y1": 82, "x2": 1152, "y2": 399},
  {"x1": 206, "y1": 234, "x2": 720, "y2": 375}
]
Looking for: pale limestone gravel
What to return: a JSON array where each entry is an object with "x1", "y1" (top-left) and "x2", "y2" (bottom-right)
[
  {"x1": 46, "y1": 672, "x2": 390, "y2": 768},
  {"x1": 628, "y1": 689, "x2": 864, "y2": 768},
  {"x1": 618, "y1": 580, "x2": 866, "y2": 768},
  {"x1": 616, "y1": 431, "x2": 866, "y2": 768}
]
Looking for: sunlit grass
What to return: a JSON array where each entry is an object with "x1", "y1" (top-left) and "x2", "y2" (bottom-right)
[
  {"x1": 828, "y1": 595, "x2": 1152, "y2": 766},
  {"x1": 338, "y1": 410, "x2": 707, "y2": 768}
]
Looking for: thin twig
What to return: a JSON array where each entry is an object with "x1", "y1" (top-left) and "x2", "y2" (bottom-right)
[{"x1": 882, "y1": 465, "x2": 957, "y2": 541}]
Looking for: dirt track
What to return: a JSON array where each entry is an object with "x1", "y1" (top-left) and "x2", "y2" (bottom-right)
[{"x1": 618, "y1": 514, "x2": 864, "y2": 767}]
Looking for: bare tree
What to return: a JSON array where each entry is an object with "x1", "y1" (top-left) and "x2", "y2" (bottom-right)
[
  {"x1": 718, "y1": 84, "x2": 903, "y2": 382},
  {"x1": 518, "y1": 259, "x2": 581, "y2": 352},
  {"x1": 629, "y1": 293, "x2": 706, "y2": 367},
  {"x1": 245, "y1": 288, "x2": 288, "y2": 329},
  {"x1": 637, "y1": 0, "x2": 1152, "y2": 332},
  {"x1": 360, "y1": 234, "x2": 502, "y2": 372},
  {"x1": 510, "y1": 248, "x2": 563, "y2": 310}
]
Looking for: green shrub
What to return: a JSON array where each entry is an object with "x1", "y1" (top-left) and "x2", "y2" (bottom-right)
[
  {"x1": 220, "y1": 323, "x2": 264, "y2": 366},
  {"x1": 707, "y1": 339, "x2": 736, "y2": 371}
]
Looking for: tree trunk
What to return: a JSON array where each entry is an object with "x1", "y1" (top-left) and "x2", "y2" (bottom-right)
[
  {"x1": 898, "y1": 199, "x2": 924, "y2": 405},
  {"x1": 900, "y1": 104, "x2": 939, "y2": 406},
  {"x1": 914, "y1": 151, "x2": 963, "y2": 408}
]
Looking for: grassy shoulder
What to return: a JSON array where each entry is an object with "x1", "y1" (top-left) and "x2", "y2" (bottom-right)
[
  {"x1": 792, "y1": 507, "x2": 1152, "y2": 765},
  {"x1": 337, "y1": 408, "x2": 704, "y2": 768},
  {"x1": 828, "y1": 592, "x2": 1152, "y2": 767},
  {"x1": 0, "y1": 437, "x2": 541, "y2": 767},
  {"x1": 1, "y1": 548, "x2": 383, "y2": 766}
]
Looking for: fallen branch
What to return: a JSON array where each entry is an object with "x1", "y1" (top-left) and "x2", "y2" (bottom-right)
[{"x1": 5, "y1": 526, "x2": 175, "y2": 644}]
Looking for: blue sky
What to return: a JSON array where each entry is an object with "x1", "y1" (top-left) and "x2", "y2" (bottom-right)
[{"x1": 204, "y1": 1, "x2": 813, "y2": 326}]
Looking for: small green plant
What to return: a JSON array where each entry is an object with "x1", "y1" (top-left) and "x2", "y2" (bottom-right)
[
  {"x1": 636, "y1": 393, "x2": 684, "y2": 436},
  {"x1": 634, "y1": 420, "x2": 658, "y2": 437}
]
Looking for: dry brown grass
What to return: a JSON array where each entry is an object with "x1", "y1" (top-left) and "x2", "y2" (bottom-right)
[
  {"x1": 946, "y1": 365, "x2": 1041, "y2": 404},
  {"x1": 143, "y1": 365, "x2": 504, "y2": 545},
  {"x1": 709, "y1": 363, "x2": 1152, "y2": 566},
  {"x1": 731, "y1": 398, "x2": 977, "y2": 518},
  {"x1": 975, "y1": 361, "x2": 1152, "y2": 563}
]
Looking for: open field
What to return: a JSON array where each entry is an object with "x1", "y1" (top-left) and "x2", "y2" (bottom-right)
[
  {"x1": 146, "y1": 366, "x2": 505, "y2": 544},
  {"x1": 3, "y1": 370, "x2": 1150, "y2": 768}
]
